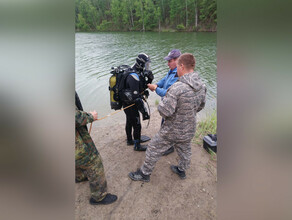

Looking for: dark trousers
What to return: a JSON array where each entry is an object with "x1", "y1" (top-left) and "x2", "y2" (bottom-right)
[{"x1": 124, "y1": 105, "x2": 141, "y2": 141}]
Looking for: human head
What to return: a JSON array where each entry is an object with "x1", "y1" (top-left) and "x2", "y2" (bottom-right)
[
  {"x1": 135, "y1": 53, "x2": 151, "y2": 71},
  {"x1": 176, "y1": 53, "x2": 196, "y2": 77},
  {"x1": 164, "y1": 49, "x2": 181, "y2": 70}
]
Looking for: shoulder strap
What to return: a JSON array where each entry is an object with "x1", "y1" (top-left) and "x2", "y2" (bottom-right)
[{"x1": 129, "y1": 72, "x2": 139, "y2": 81}]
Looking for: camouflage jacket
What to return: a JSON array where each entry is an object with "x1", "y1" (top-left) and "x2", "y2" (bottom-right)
[
  {"x1": 75, "y1": 106, "x2": 98, "y2": 164},
  {"x1": 157, "y1": 71, "x2": 207, "y2": 142}
]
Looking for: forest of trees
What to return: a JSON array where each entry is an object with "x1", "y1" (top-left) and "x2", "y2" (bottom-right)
[{"x1": 75, "y1": 0, "x2": 216, "y2": 32}]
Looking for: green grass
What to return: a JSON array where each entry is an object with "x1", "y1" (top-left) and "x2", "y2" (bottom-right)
[
  {"x1": 194, "y1": 110, "x2": 217, "y2": 158},
  {"x1": 155, "y1": 99, "x2": 159, "y2": 106}
]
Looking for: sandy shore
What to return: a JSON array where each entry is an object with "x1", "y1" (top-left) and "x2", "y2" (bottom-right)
[{"x1": 75, "y1": 104, "x2": 217, "y2": 220}]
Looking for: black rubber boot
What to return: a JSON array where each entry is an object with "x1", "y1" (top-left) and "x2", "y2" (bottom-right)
[
  {"x1": 170, "y1": 165, "x2": 186, "y2": 179},
  {"x1": 162, "y1": 146, "x2": 174, "y2": 156},
  {"x1": 134, "y1": 140, "x2": 147, "y2": 151},
  {"x1": 128, "y1": 169, "x2": 150, "y2": 182},
  {"x1": 90, "y1": 193, "x2": 118, "y2": 205},
  {"x1": 127, "y1": 140, "x2": 134, "y2": 145}
]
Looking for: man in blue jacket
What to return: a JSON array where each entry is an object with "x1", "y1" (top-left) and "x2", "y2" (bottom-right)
[{"x1": 147, "y1": 49, "x2": 181, "y2": 156}]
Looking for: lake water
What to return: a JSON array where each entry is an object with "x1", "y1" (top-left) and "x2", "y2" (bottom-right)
[{"x1": 75, "y1": 32, "x2": 216, "y2": 126}]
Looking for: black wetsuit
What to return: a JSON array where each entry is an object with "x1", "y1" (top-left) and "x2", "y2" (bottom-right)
[{"x1": 123, "y1": 71, "x2": 142, "y2": 142}]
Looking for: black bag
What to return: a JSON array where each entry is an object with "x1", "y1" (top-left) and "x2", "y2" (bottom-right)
[
  {"x1": 109, "y1": 65, "x2": 132, "y2": 110},
  {"x1": 203, "y1": 134, "x2": 217, "y2": 153}
]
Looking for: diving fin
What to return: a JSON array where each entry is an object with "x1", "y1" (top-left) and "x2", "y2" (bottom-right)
[{"x1": 140, "y1": 135, "x2": 151, "y2": 143}]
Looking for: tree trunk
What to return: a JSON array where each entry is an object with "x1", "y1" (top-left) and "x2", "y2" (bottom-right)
[
  {"x1": 128, "y1": 0, "x2": 134, "y2": 27},
  {"x1": 162, "y1": 0, "x2": 165, "y2": 21},
  {"x1": 186, "y1": 0, "x2": 188, "y2": 28},
  {"x1": 141, "y1": 0, "x2": 145, "y2": 31},
  {"x1": 195, "y1": 0, "x2": 198, "y2": 28}
]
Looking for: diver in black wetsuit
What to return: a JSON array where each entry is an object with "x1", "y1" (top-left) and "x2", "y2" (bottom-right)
[{"x1": 123, "y1": 53, "x2": 152, "y2": 151}]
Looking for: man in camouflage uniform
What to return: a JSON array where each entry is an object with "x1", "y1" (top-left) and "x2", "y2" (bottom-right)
[
  {"x1": 75, "y1": 92, "x2": 117, "y2": 205},
  {"x1": 128, "y1": 53, "x2": 207, "y2": 181}
]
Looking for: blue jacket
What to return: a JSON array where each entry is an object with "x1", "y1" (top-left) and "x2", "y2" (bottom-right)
[{"x1": 156, "y1": 67, "x2": 178, "y2": 97}]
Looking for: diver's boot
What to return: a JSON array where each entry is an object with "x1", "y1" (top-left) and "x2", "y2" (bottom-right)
[
  {"x1": 134, "y1": 140, "x2": 147, "y2": 151},
  {"x1": 127, "y1": 139, "x2": 134, "y2": 145},
  {"x1": 140, "y1": 135, "x2": 151, "y2": 143}
]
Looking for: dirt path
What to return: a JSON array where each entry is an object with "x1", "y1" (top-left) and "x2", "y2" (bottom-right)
[{"x1": 75, "y1": 107, "x2": 217, "y2": 220}]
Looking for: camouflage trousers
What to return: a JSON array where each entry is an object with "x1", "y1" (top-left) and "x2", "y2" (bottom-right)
[
  {"x1": 140, "y1": 133, "x2": 192, "y2": 176},
  {"x1": 76, "y1": 152, "x2": 107, "y2": 201}
]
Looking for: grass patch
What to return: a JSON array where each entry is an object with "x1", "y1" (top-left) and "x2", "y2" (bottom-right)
[
  {"x1": 155, "y1": 99, "x2": 159, "y2": 106},
  {"x1": 194, "y1": 110, "x2": 217, "y2": 159},
  {"x1": 194, "y1": 110, "x2": 217, "y2": 144}
]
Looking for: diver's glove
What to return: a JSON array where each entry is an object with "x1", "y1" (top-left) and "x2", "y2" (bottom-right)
[
  {"x1": 144, "y1": 70, "x2": 154, "y2": 84},
  {"x1": 143, "y1": 90, "x2": 149, "y2": 99},
  {"x1": 134, "y1": 98, "x2": 150, "y2": 120}
]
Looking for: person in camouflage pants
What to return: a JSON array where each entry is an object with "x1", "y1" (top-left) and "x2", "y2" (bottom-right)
[
  {"x1": 75, "y1": 92, "x2": 117, "y2": 205},
  {"x1": 129, "y1": 53, "x2": 207, "y2": 182}
]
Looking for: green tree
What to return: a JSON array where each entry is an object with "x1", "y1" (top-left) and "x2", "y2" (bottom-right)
[
  {"x1": 111, "y1": 0, "x2": 122, "y2": 28},
  {"x1": 133, "y1": 0, "x2": 145, "y2": 31},
  {"x1": 169, "y1": 0, "x2": 185, "y2": 27},
  {"x1": 78, "y1": 0, "x2": 95, "y2": 30},
  {"x1": 199, "y1": 0, "x2": 217, "y2": 24},
  {"x1": 76, "y1": 14, "x2": 90, "y2": 31},
  {"x1": 75, "y1": 0, "x2": 216, "y2": 32},
  {"x1": 121, "y1": 0, "x2": 131, "y2": 29},
  {"x1": 144, "y1": 0, "x2": 158, "y2": 30}
]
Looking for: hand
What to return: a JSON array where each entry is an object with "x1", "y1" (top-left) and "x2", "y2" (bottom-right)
[
  {"x1": 147, "y1": 83, "x2": 158, "y2": 92},
  {"x1": 89, "y1": 111, "x2": 98, "y2": 121}
]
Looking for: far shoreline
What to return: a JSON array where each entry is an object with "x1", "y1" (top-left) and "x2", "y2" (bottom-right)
[{"x1": 75, "y1": 28, "x2": 217, "y2": 33}]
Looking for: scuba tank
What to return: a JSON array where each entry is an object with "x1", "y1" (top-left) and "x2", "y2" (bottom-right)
[{"x1": 109, "y1": 74, "x2": 121, "y2": 110}]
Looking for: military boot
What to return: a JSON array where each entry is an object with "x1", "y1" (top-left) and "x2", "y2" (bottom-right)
[
  {"x1": 162, "y1": 146, "x2": 174, "y2": 156},
  {"x1": 90, "y1": 193, "x2": 118, "y2": 205},
  {"x1": 128, "y1": 169, "x2": 150, "y2": 182},
  {"x1": 134, "y1": 140, "x2": 147, "y2": 151},
  {"x1": 75, "y1": 177, "x2": 88, "y2": 183},
  {"x1": 170, "y1": 165, "x2": 186, "y2": 179}
]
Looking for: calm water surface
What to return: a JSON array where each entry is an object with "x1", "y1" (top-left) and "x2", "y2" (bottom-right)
[{"x1": 75, "y1": 32, "x2": 216, "y2": 126}]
